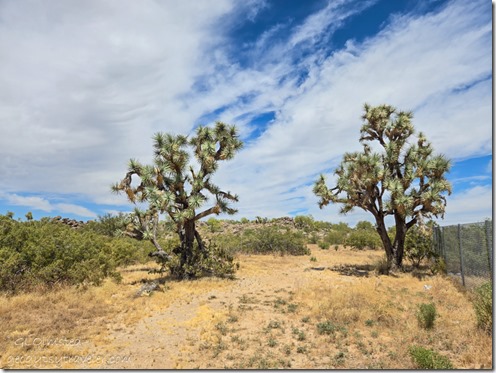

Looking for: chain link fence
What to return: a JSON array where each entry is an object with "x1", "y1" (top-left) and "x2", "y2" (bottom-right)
[{"x1": 433, "y1": 220, "x2": 493, "y2": 288}]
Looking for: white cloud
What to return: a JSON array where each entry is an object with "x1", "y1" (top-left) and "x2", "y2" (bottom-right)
[
  {"x1": 0, "y1": 0, "x2": 233, "y2": 201},
  {"x1": 0, "y1": 192, "x2": 97, "y2": 218},
  {"x1": 0, "y1": 0, "x2": 491, "y2": 225},
  {"x1": 56, "y1": 203, "x2": 97, "y2": 219},
  {"x1": 435, "y1": 185, "x2": 492, "y2": 226},
  {"x1": 210, "y1": 0, "x2": 491, "y2": 225},
  {"x1": 1, "y1": 193, "x2": 53, "y2": 212}
]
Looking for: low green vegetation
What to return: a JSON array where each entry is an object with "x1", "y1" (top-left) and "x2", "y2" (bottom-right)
[
  {"x1": 345, "y1": 228, "x2": 381, "y2": 250},
  {"x1": 0, "y1": 215, "x2": 143, "y2": 293},
  {"x1": 473, "y1": 281, "x2": 492, "y2": 333},
  {"x1": 404, "y1": 223, "x2": 437, "y2": 268},
  {"x1": 213, "y1": 226, "x2": 309, "y2": 256},
  {"x1": 409, "y1": 346, "x2": 453, "y2": 369},
  {"x1": 416, "y1": 302, "x2": 437, "y2": 330}
]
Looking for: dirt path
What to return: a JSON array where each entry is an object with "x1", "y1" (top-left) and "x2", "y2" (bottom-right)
[{"x1": 92, "y1": 250, "x2": 331, "y2": 369}]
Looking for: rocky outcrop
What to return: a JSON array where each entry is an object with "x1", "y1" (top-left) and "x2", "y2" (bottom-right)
[{"x1": 51, "y1": 216, "x2": 89, "y2": 229}]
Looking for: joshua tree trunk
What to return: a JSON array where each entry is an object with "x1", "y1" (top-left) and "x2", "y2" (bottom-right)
[
  {"x1": 374, "y1": 213, "x2": 414, "y2": 271},
  {"x1": 375, "y1": 217, "x2": 395, "y2": 268},
  {"x1": 175, "y1": 219, "x2": 208, "y2": 274},
  {"x1": 392, "y1": 213, "x2": 407, "y2": 269}
]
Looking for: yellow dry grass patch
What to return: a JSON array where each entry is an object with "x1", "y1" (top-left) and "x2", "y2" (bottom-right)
[
  {"x1": 0, "y1": 246, "x2": 492, "y2": 369},
  {"x1": 293, "y1": 270, "x2": 492, "y2": 369}
]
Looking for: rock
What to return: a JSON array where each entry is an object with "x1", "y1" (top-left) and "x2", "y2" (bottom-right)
[{"x1": 134, "y1": 282, "x2": 161, "y2": 298}]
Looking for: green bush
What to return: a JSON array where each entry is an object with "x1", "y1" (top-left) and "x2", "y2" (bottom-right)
[
  {"x1": 404, "y1": 224, "x2": 436, "y2": 268},
  {"x1": 331, "y1": 222, "x2": 351, "y2": 233},
  {"x1": 0, "y1": 217, "x2": 121, "y2": 293},
  {"x1": 243, "y1": 227, "x2": 309, "y2": 256},
  {"x1": 213, "y1": 226, "x2": 309, "y2": 256},
  {"x1": 84, "y1": 212, "x2": 130, "y2": 237},
  {"x1": 355, "y1": 221, "x2": 374, "y2": 230},
  {"x1": 430, "y1": 257, "x2": 447, "y2": 275},
  {"x1": 316, "y1": 320, "x2": 338, "y2": 335},
  {"x1": 409, "y1": 346, "x2": 453, "y2": 369},
  {"x1": 308, "y1": 233, "x2": 319, "y2": 244},
  {"x1": 164, "y1": 242, "x2": 238, "y2": 279},
  {"x1": 323, "y1": 230, "x2": 347, "y2": 245},
  {"x1": 345, "y1": 229, "x2": 381, "y2": 250},
  {"x1": 416, "y1": 303, "x2": 437, "y2": 329},
  {"x1": 294, "y1": 215, "x2": 316, "y2": 232},
  {"x1": 318, "y1": 241, "x2": 330, "y2": 250},
  {"x1": 107, "y1": 237, "x2": 153, "y2": 266},
  {"x1": 473, "y1": 281, "x2": 492, "y2": 333},
  {"x1": 206, "y1": 218, "x2": 222, "y2": 233}
]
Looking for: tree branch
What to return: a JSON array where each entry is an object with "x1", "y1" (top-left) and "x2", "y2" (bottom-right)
[{"x1": 194, "y1": 205, "x2": 221, "y2": 221}]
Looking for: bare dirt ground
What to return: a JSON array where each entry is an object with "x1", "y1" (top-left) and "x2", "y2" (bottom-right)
[{"x1": 1, "y1": 245, "x2": 492, "y2": 369}]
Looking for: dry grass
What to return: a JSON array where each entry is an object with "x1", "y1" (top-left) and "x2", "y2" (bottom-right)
[{"x1": 0, "y1": 245, "x2": 492, "y2": 369}]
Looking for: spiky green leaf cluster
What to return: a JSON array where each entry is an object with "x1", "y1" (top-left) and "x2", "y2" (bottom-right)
[
  {"x1": 314, "y1": 104, "x2": 452, "y2": 224},
  {"x1": 112, "y1": 121, "x2": 243, "y2": 233}
]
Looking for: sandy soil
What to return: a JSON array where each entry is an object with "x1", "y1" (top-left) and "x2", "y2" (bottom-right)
[{"x1": 2, "y1": 245, "x2": 491, "y2": 369}]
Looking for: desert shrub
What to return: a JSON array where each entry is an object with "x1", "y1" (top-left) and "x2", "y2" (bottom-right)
[
  {"x1": 107, "y1": 237, "x2": 153, "y2": 266},
  {"x1": 355, "y1": 220, "x2": 374, "y2": 230},
  {"x1": 345, "y1": 229, "x2": 381, "y2": 250},
  {"x1": 210, "y1": 233, "x2": 241, "y2": 254},
  {"x1": 430, "y1": 257, "x2": 447, "y2": 275},
  {"x1": 294, "y1": 215, "x2": 315, "y2": 232},
  {"x1": 404, "y1": 224, "x2": 436, "y2": 268},
  {"x1": 409, "y1": 346, "x2": 453, "y2": 369},
  {"x1": 0, "y1": 218, "x2": 120, "y2": 293},
  {"x1": 84, "y1": 212, "x2": 130, "y2": 237},
  {"x1": 323, "y1": 230, "x2": 347, "y2": 245},
  {"x1": 206, "y1": 218, "x2": 222, "y2": 233},
  {"x1": 213, "y1": 227, "x2": 309, "y2": 256},
  {"x1": 161, "y1": 242, "x2": 238, "y2": 279},
  {"x1": 318, "y1": 241, "x2": 330, "y2": 250},
  {"x1": 313, "y1": 220, "x2": 332, "y2": 230},
  {"x1": 317, "y1": 320, "x2": 338, "y2": 335},
  {"x1": 473, "y1": 281, "x2": 492, "y2": 333},
  {"x1": 416, "y1": 303, "x2": 437, "y2": 329},
  {"x1": 243, "y1": 227, "x2": 309, "y2": 256},
  {"x1": 308, "y1": 233, "x2": 319, "y2": 244},
  {"x1": 316, "y1": 320, "x2": 346, "y2": 335}
]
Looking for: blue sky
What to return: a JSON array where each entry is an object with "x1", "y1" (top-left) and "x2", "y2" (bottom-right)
[{"x1": 0, "y1": 0, "x2": 492, "y2": 226}]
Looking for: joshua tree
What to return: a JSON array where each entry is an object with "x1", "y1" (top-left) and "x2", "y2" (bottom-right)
[
  {"x1": 314, "y1": 104, "x2": 451, "y2": 270},
  {"x1": 112, "y1": 121, "x2": 243, "y2": 278}
]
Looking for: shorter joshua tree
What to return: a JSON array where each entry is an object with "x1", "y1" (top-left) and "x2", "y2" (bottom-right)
[
  {"x1": 314, "y1": 104, "x2": 451, "y2": 270},
  {"x1": 112, "y1": 121, "x2": 243, "y2": 279}
]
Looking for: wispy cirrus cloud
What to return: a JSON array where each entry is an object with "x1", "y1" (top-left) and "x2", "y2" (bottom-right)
[
  {"x1": 0, "y1": 0, "x2": 491, "y2": 224},
  {"x1": 0, "y1": 0, "x2": 234, "y2": 203},
  {"x1": 211, "y1": 0, "x2": 491, "y2": 221}
]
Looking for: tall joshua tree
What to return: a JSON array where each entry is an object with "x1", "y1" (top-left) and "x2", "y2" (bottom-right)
[
  {"x1": 314, "y1": 104, "x2": 451, "y2": 270},
  {"x1": 112, "y1": 121, "x2": 243, "y2": 278}
]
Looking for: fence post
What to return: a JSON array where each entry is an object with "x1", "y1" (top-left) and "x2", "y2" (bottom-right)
[
  {"x1": 485, "y1": 220, "x2": 492, "y2": 281},
  {"x1": 457, "y1": 224, "x2": 465, "y2": 287},
  {"x1": 441, "y1": 227, "x2": 446, "y2": 261}
]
